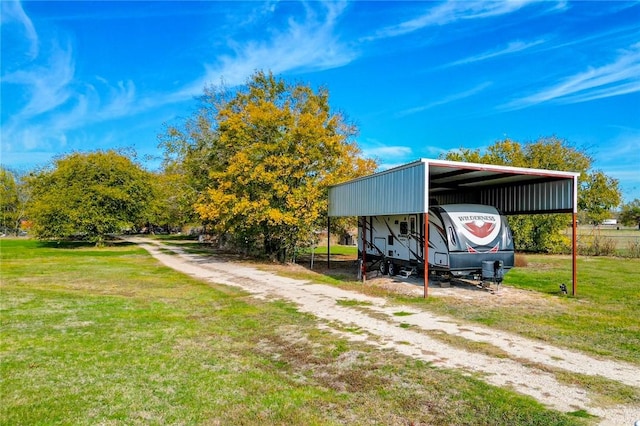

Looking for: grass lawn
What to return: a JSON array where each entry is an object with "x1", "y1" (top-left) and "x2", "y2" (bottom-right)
[
  {"x1": 407, "y1": 254, "x2": 640, "y2": 365},
  {"x1": 509, "y1": 255, "x2": 639, "y2": 360},
  {"x1": 0, "y1": 238, "x2": 585, "y2": 425},
  {"x1": 302, "y1": 244, "x2": 359, "y2": 256}
]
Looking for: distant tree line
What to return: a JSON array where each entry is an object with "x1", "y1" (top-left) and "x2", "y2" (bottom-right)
[{"x1": 3, "y1": 70, "x2": 635, "y2": 258}]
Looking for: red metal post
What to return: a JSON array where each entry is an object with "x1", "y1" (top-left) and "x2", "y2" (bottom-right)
[
  {"x1": 572, "y1": 212, "x2": 577, "y2": 296},
  {"x1": 424, "y1": 212, "x2": 429, "y2": 298}
]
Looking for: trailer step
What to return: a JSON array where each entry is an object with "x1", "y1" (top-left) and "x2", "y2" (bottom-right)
[{"x1": 398, "y1": 267, "x2": 417, "y2": 278}]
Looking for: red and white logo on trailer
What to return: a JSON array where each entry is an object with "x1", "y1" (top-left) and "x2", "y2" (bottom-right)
[
  {"x1": 449, "y1": 212, "x2": 501, "y2": 247},
  {"x1": 462, "y1": 221, "x2": 496, "y2": 238}
]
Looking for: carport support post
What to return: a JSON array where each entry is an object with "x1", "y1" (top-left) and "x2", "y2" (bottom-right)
[
  {"x1": 423, "y1": 212, "x2": 429, "y2": 298},
  {"x1": 572, "y1": 212, "x2": 577, "y2": 296}
]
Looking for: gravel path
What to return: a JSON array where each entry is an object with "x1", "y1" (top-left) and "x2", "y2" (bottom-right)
[{"x1": 128, "y1": 237, "x2": 640, "y2": 425}]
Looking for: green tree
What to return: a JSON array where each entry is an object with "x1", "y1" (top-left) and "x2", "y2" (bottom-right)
[
  {"x1": 579, "y1": 171, "x2": 621, "y2": 225},
  {"x1": 26, "y1": 150, "x2": 153, "y2": 245},
  {"x1": 0, "y1": 167, "x2": 23, "y2": 235},
  {"x1": 441, "y1": 136, "x2": 620, "y2": 253},
  {"x1": 146, "y1": 168, "x2": 197, "y2": 233},
  {"x1": 619, "y1": 199, "x2": 640, "y2": 229},
  {"x1": 161, "y1": 70, "x2": 376, "y2": 261}
]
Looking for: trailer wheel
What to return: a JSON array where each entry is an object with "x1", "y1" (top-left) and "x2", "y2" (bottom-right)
[
  {"x1": 379, "y1": 260, "x2": 388, "y2": 275},
  {"x1": 388, "y1": 262, "x2": 397, "y2": 276}
]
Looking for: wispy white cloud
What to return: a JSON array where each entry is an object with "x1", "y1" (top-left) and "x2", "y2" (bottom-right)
[
  {"x1": 2, "y1": 41, "x2": 75, "y2": 118},
  {"x1": 92, "y1": 79, "x2": 137, "y2": 122},
  {"x1": 0, "y1": 0, "x2": 154, "y2": 157},
  {"x1": 361, "y1": 140, "x2": 451, "y2": 167},
  {"x1": 168, "y1": 1, "x2": 354, "y2": 103},
  {"x1": 596, "y1": 127, "x2": 640, "y2": 162},
  {"x1": 397, "y1": 82, "x2": 492, "y2": 117},
  {"x1": 3, "y1": 75, "x2": 141, "y2": 156},
  {"x1": 363, "y1": 0, "x2": 540, "y2": 42},
  {"x1": 420, "y1": 145, "x2": 449, "y2": 159},
  {"x1": 444, "y1": 39, "x2": 547, "y2": 67},
  {"x1": 598, "y1": 166, "x2": 640, "y2": 204},
  {"x1": 562, "y1": 81, "x2": 640, "y2": 104},
  {"x1": 2, "y1": 40, "x2": 141, "y2": 157},
  {"x1": 504, "y1": 42, "x2": 640, "y2": 109},
  {"x1": 232, "y1": 0, "x2": 279, "y2": 27},
  {"x1": 538, "y1": 24, "x2": 637, "y2": 55},
  {"x1": 363, "y1": 145, "x2": 413, "y2": 159},
  {"x1": 360, "y1": 142, "x2": 414, "y2": 171},
  {"x1": 1, "y1": 1, "x2": 355, "y2": 157},
  {"x1": 1, "y1": 25, "x2": 75, "y2": 155},
  {"x1": 1, "y1": 0, "x2": 38, "y2": 59},
  {"x1": 593, "y1": 128, "x2": 640, "y2": 201}
]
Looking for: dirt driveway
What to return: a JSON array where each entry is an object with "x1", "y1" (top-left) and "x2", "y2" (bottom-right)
[{"x1": 127, "y1": 237, "x2": 640, "y2": 425}]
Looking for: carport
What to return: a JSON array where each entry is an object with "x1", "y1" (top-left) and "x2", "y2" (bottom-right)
[{"x1": 327, "y1": 158, "x2": 580, "y2": 297}]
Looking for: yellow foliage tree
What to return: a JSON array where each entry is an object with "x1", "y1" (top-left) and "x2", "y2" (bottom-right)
[{"x1": 162, "y1": 71, "x2": 376, "y2": 260}]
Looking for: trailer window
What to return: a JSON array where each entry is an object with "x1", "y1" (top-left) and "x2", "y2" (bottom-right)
[
  {"x1": 400, "y1": 221, "x2": 408, "y2": 235},
  {"x1": 388, "y1": 235, "x2": 394, "y2": 246},
  {"x1": 410, "y1": 217, "x2": 416, "y2": 234},
  {"x1": 448, "y1": 227, "x2": 457, "y2": 245}
]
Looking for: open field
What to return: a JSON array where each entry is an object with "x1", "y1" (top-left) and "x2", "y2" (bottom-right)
[
  {"x1": 0, "y1": 238, "x2": 589, "y2": 425},
  {"x1": 564, "y1": 226, "x2": 640, "y2": 256}
]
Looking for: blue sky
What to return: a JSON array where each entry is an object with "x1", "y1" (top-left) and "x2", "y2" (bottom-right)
[{"x1": 2, "y1": 1, "x2": 639, "y2": 202}]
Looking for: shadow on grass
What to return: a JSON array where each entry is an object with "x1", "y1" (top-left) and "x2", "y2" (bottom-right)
[
  {"x1": 37, "y1": 239, "x2": 137, "y2": 249},
  {"x1": 152, "y1": 234, "x2": 197, "y2": 241},
  {"x1": 294, "y1": 254, "x2": 500, "y2": 295},
  {"x1": 294, "y1": 254, "x2": 360, "y2": 282}
]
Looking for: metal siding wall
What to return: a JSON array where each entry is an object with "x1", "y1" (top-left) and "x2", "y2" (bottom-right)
[
  {"x1": 480, "y1": 180, "x2": 574, "y2": 214},
  {"x1": 329, "y1": 163, "x2": 577, "y2": 217},
  {"x1": 328, "y1": 162, "x2": 425, "y2": 216},
  {"x1": 434, "y1": 191, "x2": 481, "y2": 205}
]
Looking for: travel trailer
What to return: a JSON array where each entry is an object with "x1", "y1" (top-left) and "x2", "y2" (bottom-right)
[{"x1": 358, "y1": 204, "x2": 515, "y2": 278}]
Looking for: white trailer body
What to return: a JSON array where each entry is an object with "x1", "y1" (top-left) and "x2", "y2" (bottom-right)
[{"x1": 358, "y1": 204, "x2": 515, "y2": 277}]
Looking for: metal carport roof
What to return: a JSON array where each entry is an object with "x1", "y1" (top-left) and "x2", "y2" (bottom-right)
[{"x1": 327, "y1": 158, "x2": 580, "y2": 297}]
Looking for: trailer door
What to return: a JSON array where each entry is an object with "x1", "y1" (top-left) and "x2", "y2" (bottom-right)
[{"x1": 373, "y1": 237, "x2": 386, "y2": 258}]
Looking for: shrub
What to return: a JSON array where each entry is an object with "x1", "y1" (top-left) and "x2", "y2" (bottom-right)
[
  {"x1": 578, "y1": 236, "x2": 616, "y2": 256},
  {"x1": 626, "y1": 239, "x2": 640, "y2": 258},
  {"x1": 514, "y1": 253, "x2": 528, "y2": 267}
]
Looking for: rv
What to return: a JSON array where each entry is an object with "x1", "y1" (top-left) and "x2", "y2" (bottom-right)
[{"x1": 358, "y1": 204, "x2": 515, "y2": 278}]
